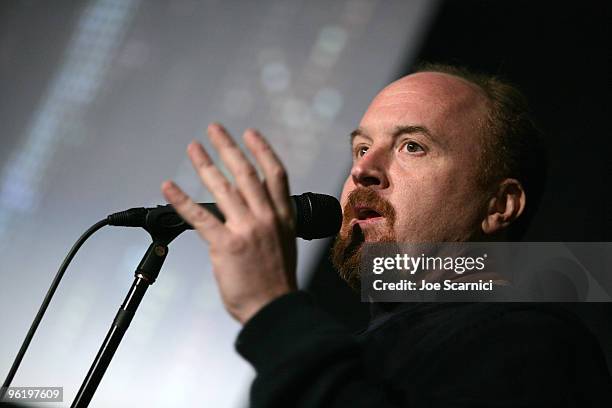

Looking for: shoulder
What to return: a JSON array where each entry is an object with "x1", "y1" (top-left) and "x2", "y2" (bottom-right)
[
  {"x1": 443, "y1": 304, "x2": 611, "y2": 404},
  {"x1": 419, "y1": 303, "x2": 604, "y2": 357},
  {"x1": 392, "y1": 304, "x2": 612, "y2": 405},
  {"x1": 454, "y1": 303, "x2": 597, "y2": 343},
  {"x1": 369, "y1": 303, "x2": 610, "y2": 383}
]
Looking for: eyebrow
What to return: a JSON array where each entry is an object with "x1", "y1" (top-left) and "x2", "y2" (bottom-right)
[{"x1": 350, "y1": 125, "x2": 440, "y2": 146}]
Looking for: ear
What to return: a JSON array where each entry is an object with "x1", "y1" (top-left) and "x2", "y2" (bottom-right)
[{"x1": 481, "y1": 179, "x2": 526, "y2": 235}]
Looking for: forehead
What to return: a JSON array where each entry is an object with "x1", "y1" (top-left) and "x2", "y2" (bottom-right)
[{"x1": 359, "y1": 72, "x2": 489, "y2": 143}]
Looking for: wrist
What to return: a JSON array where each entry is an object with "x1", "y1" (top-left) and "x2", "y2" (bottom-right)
[{"x1": 235, "y1": 288, "x2": 295, "y2": 324}]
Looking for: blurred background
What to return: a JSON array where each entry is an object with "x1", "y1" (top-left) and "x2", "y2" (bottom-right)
[
  {"x1": 0, "y1": 0, "x2": 435, "y2": 406},
  {"x1": 0, "y1": 0, "x2": 609, "y2": 407}
]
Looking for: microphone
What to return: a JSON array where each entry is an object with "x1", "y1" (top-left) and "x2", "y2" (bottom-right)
[{"x1": 107, "y1": 192, "x2": 342, "y2": 240}]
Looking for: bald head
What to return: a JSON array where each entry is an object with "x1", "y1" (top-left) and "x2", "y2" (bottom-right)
[
  {"x1": 358, "y1": 71, "x2": 492, "y2": 178},
  {"x1": 375, "y1": 71, "x2": 487, "y2": 104}
]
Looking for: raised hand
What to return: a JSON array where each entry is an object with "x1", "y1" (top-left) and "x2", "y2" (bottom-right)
[{"x1": 161, "y1": 123, "x2": 297, "y2": 324}]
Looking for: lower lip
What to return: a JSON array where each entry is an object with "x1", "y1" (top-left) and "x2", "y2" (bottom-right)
[{"x1": 351, "y1": 217, "x2": 384, "y2": 227}]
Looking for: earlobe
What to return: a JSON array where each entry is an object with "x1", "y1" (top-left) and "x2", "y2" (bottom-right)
[
  {"x1": 481, "y1": 179, "x2": 526, "y2": 235},
  {"x1": 481, "y1": 197, "x2": 499, "y2": 234}
]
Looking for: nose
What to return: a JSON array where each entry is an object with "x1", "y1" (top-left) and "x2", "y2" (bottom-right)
[{"x1": 350, "y1": 147, "x2": 389, "y2": 189}]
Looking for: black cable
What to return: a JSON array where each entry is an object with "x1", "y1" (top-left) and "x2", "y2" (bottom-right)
[{"x1": 1, "y1": 219, "x2": 109, "y2": 400}]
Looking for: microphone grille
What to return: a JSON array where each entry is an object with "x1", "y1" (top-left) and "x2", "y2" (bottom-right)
[{"x1": 294, "y1": 192, "x2": 342, "y2": 240}]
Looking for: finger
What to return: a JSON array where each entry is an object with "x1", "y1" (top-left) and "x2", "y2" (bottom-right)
[
  {"x1": 161, "y1": 180, "x2": 226, "y2": 242},
  {"x1": 243, "y1": 129, "x2": 292, "y2": 221},
  {"x1": 187, "y1": 140, "x2": 249, "y2": 220},
  {"x1": 207, "y1": 123, "x2": 272, "y2": 214}
]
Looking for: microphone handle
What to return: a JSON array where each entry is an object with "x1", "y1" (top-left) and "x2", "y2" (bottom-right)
[
  {"x1": 108, "y1": 198, "x2": 298, "y2": 235},
  {"x1": 107, "y1": 192, "x2": 340, "y2": 240},
  {"x1": 144, "y1": 200, "x2": 298, "y2": 229}
]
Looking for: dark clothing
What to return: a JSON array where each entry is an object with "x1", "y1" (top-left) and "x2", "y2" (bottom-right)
[{"x1": 235, "y1": 292, "x2": 612, "y2": 407}]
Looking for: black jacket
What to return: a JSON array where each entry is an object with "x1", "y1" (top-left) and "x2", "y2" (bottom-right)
[{"x1": 236, "y1": 292, "x2": 611, "y2": 407}]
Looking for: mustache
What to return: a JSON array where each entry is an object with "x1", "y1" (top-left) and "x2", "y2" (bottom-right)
[{"x1": 342, "y1": 187, "x2": 396, "y2": 227}]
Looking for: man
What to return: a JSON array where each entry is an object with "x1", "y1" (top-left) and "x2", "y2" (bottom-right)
[{"x1": 161, "y1": 65, "x2": 611, "y2": 406}]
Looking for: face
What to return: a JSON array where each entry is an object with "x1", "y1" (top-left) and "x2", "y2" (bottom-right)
[{"x1": 332, "y1": 72, "x2": 492, "y2": 288}]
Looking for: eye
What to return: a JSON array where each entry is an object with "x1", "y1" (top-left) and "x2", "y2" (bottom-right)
[
  {"x1": 354, "y1": 145, "x2": 369, "y2": 158},
  {"x1": 401, "y1": 141, "x2": 425, "y2": 154}
]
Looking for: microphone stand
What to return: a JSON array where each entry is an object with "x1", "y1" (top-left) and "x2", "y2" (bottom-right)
[
  {"x1": 70, "y1": 193, "x2": 342, "y2": 407},
  {"x1": 71, "y1": 210, "x2": 187, "y2": 408}
]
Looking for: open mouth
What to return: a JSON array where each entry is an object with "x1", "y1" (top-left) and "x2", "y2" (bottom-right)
[{"x1": 352, "y1": 206, "x2": 384, "y2": 224}]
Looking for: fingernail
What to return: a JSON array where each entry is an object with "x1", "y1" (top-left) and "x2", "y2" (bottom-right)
[
  {"x1": 208, "y1": 122, "x2": 223, "y2": 132},
  {"x1": 244, "y1": 128, "x2": 256, "y2": 140},
  {"x1": 187, "y1": 141, "x2": 198, "y2": 154},
  {"x1": 162, "y1": 180, "x2": 176, "y2": 190}
]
